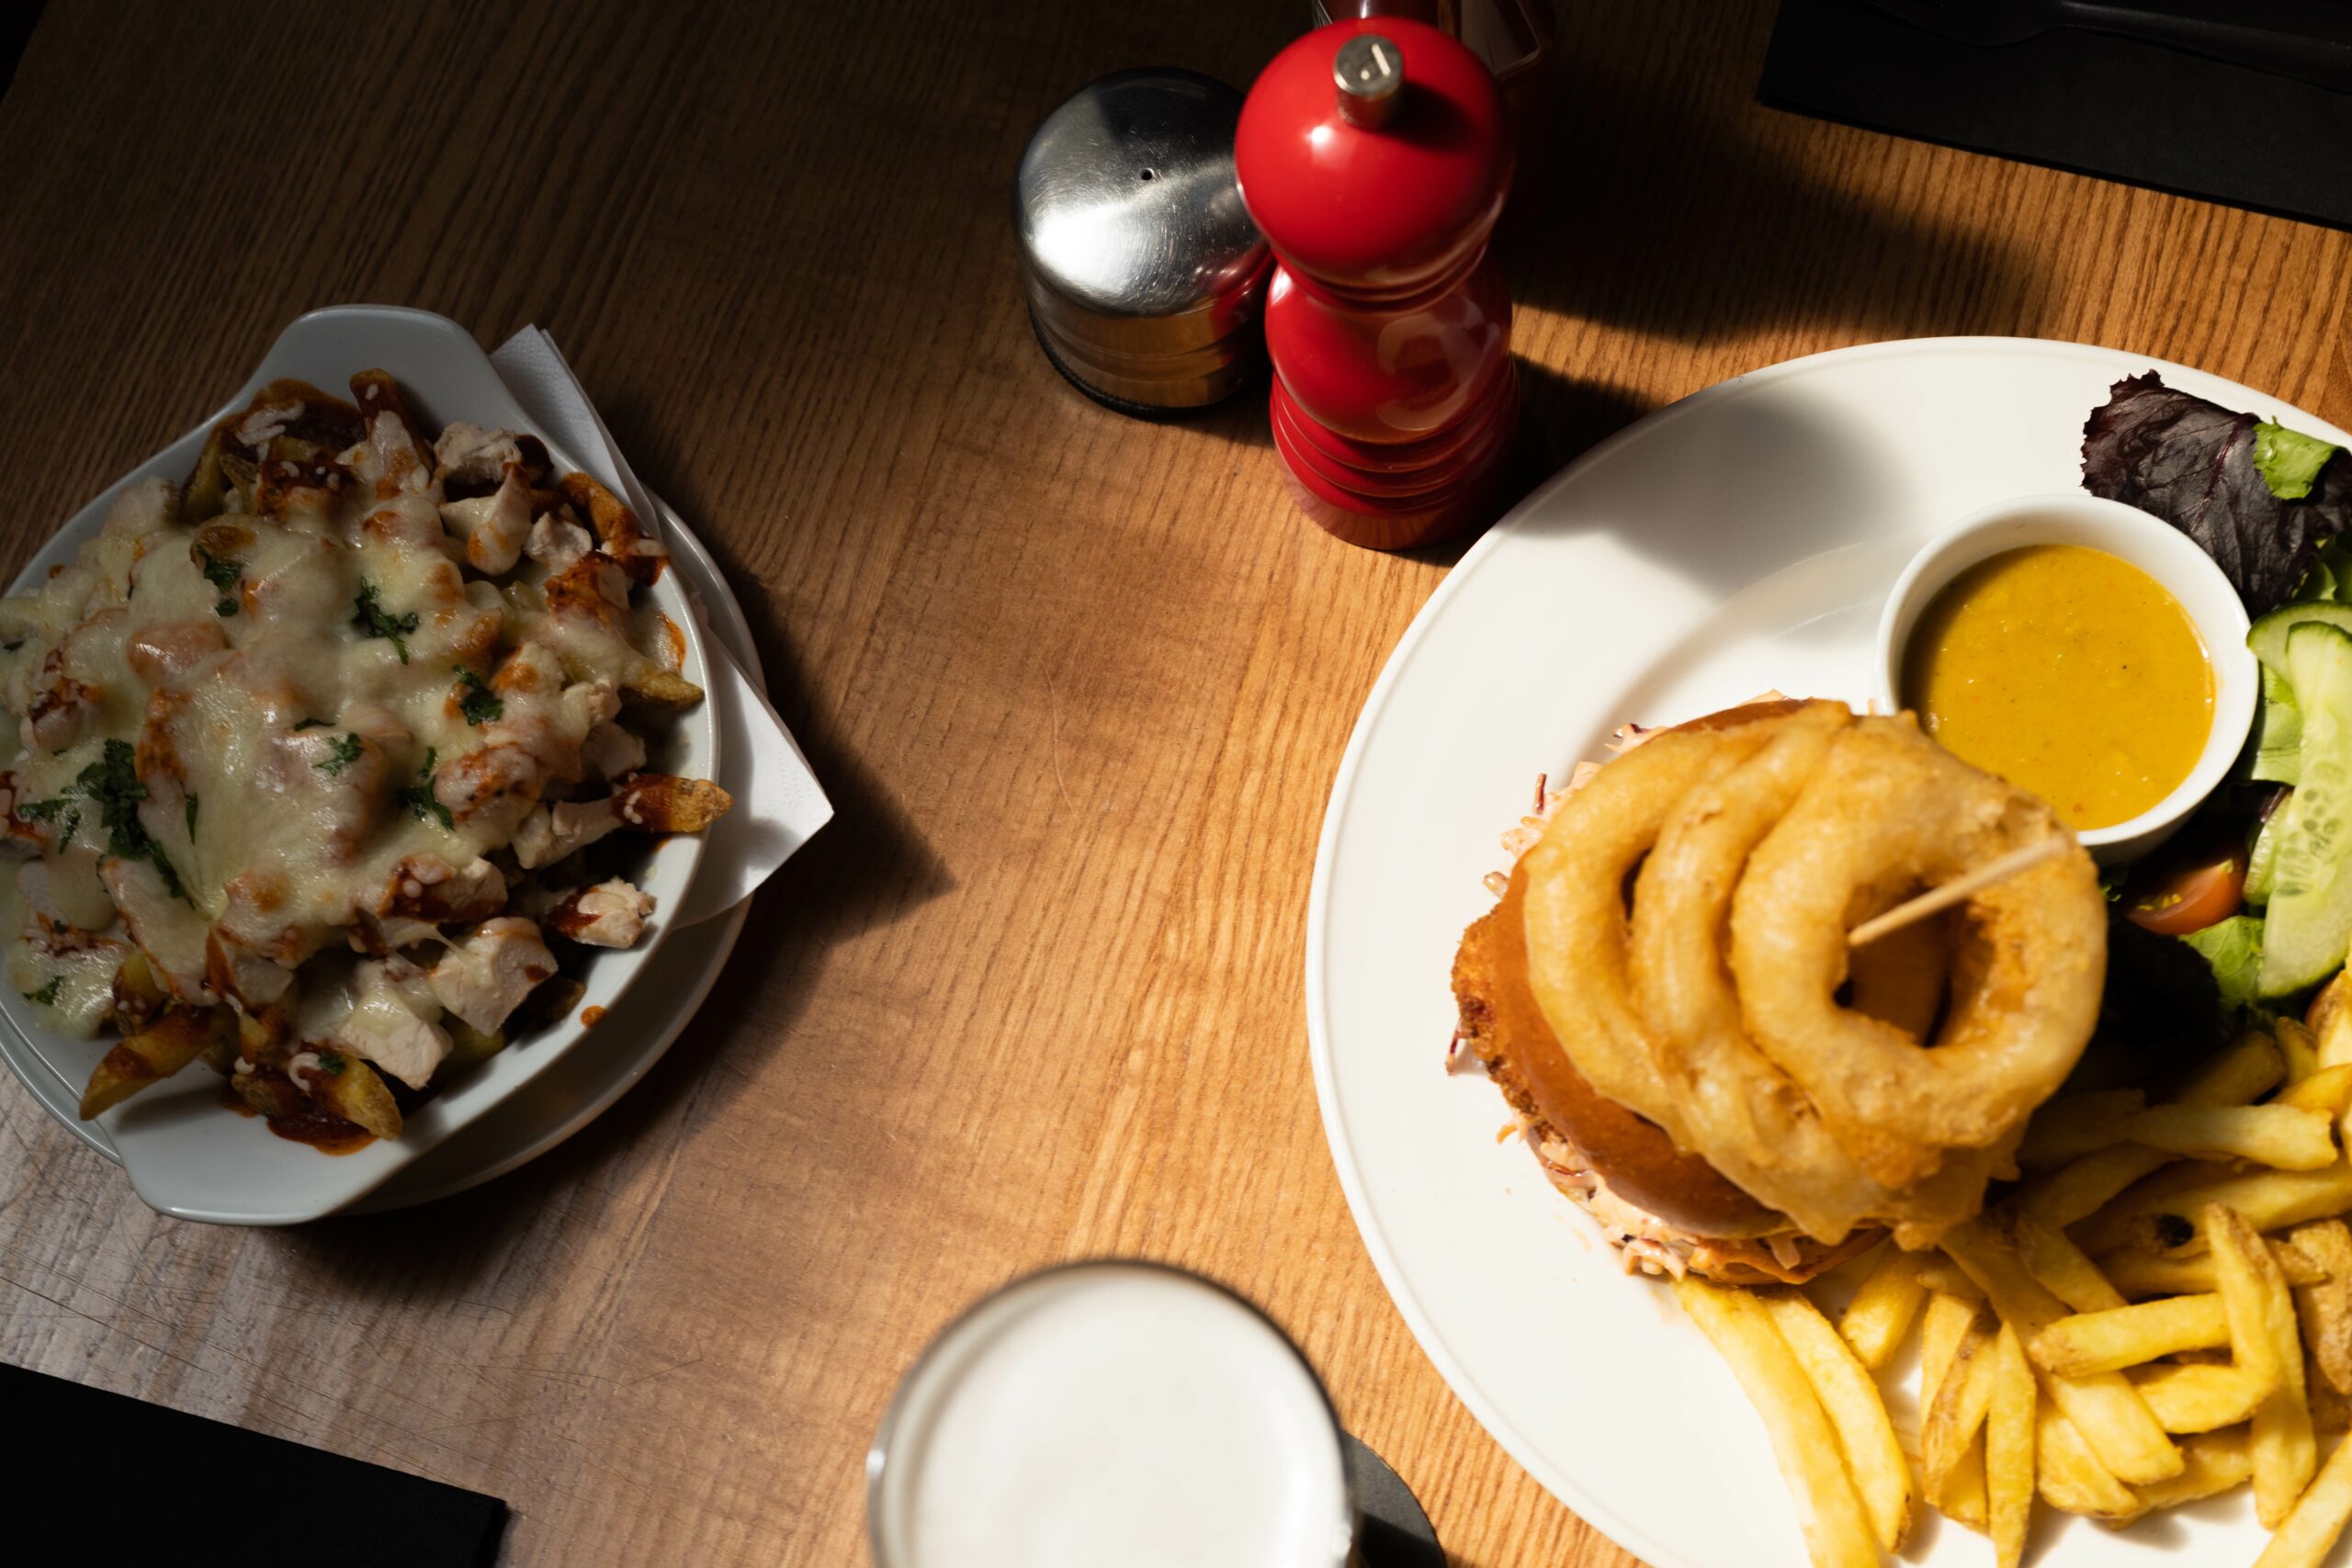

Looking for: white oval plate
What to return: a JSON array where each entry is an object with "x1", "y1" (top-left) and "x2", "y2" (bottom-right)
[
  {"x1": 1306, "y1": 337, "x2": 2352, "y2": 1568},
  {"x1": 0, "y1": 307, "x2": 718, "y2": 1224}
]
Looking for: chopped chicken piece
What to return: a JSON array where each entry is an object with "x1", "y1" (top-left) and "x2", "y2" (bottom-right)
[
  {"x1": 335, "y1": 956, "x2": 453, "y2": 1090},
  {"x1": 101, "y1": 856, "x2": 218, "y2": 1004},
  {"x1": 376, "y1": 853, "x2": 508, "y2": 925},
  {"x1": 428, "y1": 917, "x2": 557, "y2": 1033},
  {"x1": 514, "y1": 797, "x2": 623, "y2": 869},
  {"x1": 433, "y1": 422, "x2": 522, "y2": 487},
  {"x1": 580, "y1": 720, "x2": 646, "y2": 781},
  {"x1": 23, "y1": 647, "x2": 100, "y2": 754},
  {"x1": 125, "y1": 617, "x2": 227, "y2": 686},
  {"x1": 440, "y1": 468, "x2": 533, "y2": 575},
  {"x1": 545, "y1": 879, "x2": 655, "y2": 948},
  {"x1": 19, "y1": 861, "x2": 113, "y2": 953},
  {"x1": 526, "y1": 513, "x2": 594, "y2": 573}
]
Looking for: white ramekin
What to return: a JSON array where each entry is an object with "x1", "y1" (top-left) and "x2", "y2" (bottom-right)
[{"x1": 1873, "y1": 492, "x2": 2257, "y2": 866}]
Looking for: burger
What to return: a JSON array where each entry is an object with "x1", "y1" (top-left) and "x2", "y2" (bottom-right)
[{"x1": 1448, "y1": 700, "x2": 2105, "y2": 1285}]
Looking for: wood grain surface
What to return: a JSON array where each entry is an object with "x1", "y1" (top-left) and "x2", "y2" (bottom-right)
[{"x1": 1, "y1": 2, "x2": 2347, "y2": 1564}]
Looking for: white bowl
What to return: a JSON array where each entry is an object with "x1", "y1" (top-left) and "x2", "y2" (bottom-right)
[
  {"x1": 0, "y1": 306, "x2": 717, "y2": 1223},
  {"x1": 1872, "y1": 491, "x2": 2256, "y2": 865}
]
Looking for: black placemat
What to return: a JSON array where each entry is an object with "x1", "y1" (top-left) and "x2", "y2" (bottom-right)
[
  {"x1": 0, "y1": 1362, "x2": 506, "y2": 1566},
  {"x1": 1760, "y1": 0, "x2": 2352, "y2": 231}
]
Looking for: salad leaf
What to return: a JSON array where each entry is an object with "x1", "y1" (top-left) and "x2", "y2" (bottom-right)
[
  {"x1": 2083, "y1": 372, "x2": 2352, "y2": 615},
  {"x1": 2257, "y1": 422, "x2": 2341, "y2": 502},
  {"x1": 2249, "y1": 666, "x2": 2303, "y2": 785},
  {"x1": 2182, "y1": 915, "x2": 2267, "y2": 1012},
  {"x1": 2073, "y1": 912, "x2": 2228, "y2": 1090}
]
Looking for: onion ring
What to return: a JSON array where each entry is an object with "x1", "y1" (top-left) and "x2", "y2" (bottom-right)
[
  {"x1": 1730, "y1": 716, "x2": 2105, "y2": 1188},
  {"x1": 1627, "y1": 701, "x2": 2018, "y2": 1246},
  {"x1": 1519, "y1": 703, "x2": 1799, "y2": 1145}
]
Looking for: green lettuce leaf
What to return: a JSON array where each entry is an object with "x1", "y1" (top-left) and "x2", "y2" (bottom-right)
[
  {"x1": 2258, "y1": 422, "x2": 2342, "y2": 502},
  {"x1": 2182, "y1": 915, "x2": 2267, "y2": 1011}
]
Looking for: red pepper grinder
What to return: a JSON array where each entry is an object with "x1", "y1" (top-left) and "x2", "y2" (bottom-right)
[{"x1": 1237, "y1": 17, "x2": 1517, "y2": 551}]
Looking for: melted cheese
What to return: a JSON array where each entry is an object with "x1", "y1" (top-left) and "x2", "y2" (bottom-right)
[{"x1": 0, "y1": 426, "x2": 674, "y2": 1059}]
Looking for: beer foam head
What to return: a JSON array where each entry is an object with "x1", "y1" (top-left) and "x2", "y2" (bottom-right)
[{"x1": 870, "y1": 1262, "x2": 1354, "y2": 1568}]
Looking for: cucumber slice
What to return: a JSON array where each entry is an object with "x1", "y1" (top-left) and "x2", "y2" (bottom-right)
[
  {"x1": 2250, "y1": 665, "x2": 2304, "y2": 785},
  {"x1": 2250, "y1": 601, "x2": 2352, "y2": 682},
  {"x1": 2248, "y1": 805, "x2": 2287, "y2": 906},
  {"x1": 2258, "y1": 621, "x2": 2352, "y2": 996}
]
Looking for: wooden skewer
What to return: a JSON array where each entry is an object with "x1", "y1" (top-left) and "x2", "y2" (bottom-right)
[{"x1": 1849, "y1": 836, "x2": 2073, "y2": 948}]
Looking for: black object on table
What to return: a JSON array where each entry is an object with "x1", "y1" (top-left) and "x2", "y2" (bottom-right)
[
  {"x1": 0, "y1": 1362, "x2": 507, "y2": 1566},
  {"x1": 1760, "y1": 0, "x2": 2352, "y2": 231}
]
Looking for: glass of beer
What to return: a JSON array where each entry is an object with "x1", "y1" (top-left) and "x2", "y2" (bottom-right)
[{"x1": 867, "y1": 1260, "x2": 1360, "y2": 1567}]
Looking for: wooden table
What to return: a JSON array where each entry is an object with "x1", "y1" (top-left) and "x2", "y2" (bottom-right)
[{"x1": 1, "y1": 2, "x2": 2346, "y2": 1562}]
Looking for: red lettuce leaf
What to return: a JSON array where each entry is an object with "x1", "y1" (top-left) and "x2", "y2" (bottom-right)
[{"x1": 2081, "y1": 372, "x2": 2351, "y2": 615}]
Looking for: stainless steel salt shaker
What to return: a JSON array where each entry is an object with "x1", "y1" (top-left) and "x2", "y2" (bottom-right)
[{"x1": 1012, "y1": 69, "x2": 1270, "y2": 416}]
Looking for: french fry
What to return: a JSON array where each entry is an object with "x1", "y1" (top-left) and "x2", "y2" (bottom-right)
[
  {"x1": 2099, "y1": 1243, "x2": 2329, "y2": 1297},
  {"x1": 2077, "y1": 1164, "x2": 2352, "y2": 1258},
  {"x1": 2175, "y1": 1029, "x2": 2291, "y2": 1105},
  {"x1": 2015, "y1": 1143, "x2": 2176, "y2": 1230},
  {"x1": 2290, "y1": 1219, "x2": 2352, "y2": 1395},
  {"x1": 1921, "y1": 1292, "x2": 1981, "y2": 1412},
  {"x1": 2116, "y1": 1103, "x2": 2339, "y2": 1170},
  {"x1": 2109, "y1": 1427, "x2": 2255, "y2": 1525},
  {"x1": 2281, "y1": 1064, "x2": 2352, "y2": 1119},
  {"x1": 442, "y1": 1018, "x2": 506, "y2": 1070},
  {"x1": 301, "y1": 1051, "x2": 402, "y2": 1141},
  {"x1": 2318, "y1": 975, "x2": 2352, "y2": 1070},
  {"x1": 2018, "y1": 1089, "x2": 2146, "y2": 1169},
  {"x1": 1675, "y1": 1277, "x2": 1878, "y2": 1568},
  {"x1": 2280, "y1": 1017, "x2": 2324, "y2": 1085},
  {"x1": 78, "y1": 1006, "x2": 235, "y2": 1118},
  {"x1": 2256, "y1": 1413, "x2": 2352, "y2": 1566},
  {"x1": 622, "y1": 667, "x2": 706, "y2": 712},
  {"x1": 1838, "y1": 1244, "x2": 1928, "y2": 1371},
  {"x1": 2128, "y1": 1361, "x2": 2270, "y2": 1432},
  {"x1": 611, "y1": 772, "x2": 734, "y2": 833},
  {"x1": 2208, "y1": 1203, "x2": 2315, "y2": 1527},
  {"x1": 1916, "y1": 1256, "x2": 1988, "y2": 1302},
  {"x1": 2035, "y1": 1403, "x2": 2139, "y2": 1517},
  {"x1": 1923, "y1": 1315, "x2": 1996, "y2": 1505},
  {"x1": 108, "y1": 949, "x2": 166, "y2": 1034},
  {"x1": 2013, "y1": 1211, "x2": 2127, "y2": 1313},
  {"x1": 1941, "y1": 1436, "x2": 1990, "y2": 1531},
  {"x1": 2030, "y1": 1294, "x2": 2231, "y2": 1375},
  {"x1": 1986, "y1": 1323, "x2": 2034, "y2": 1568},
  {"x1": 1942, "y1": 1217, "x2": 2182, "y2": 1483},
  {"x1": 1760, "y1": 1289, "x2": 1914, "y2": 1551},
  {"x1": 2310, "y1": 1363, "x2": 2352, "y2": 1434}
]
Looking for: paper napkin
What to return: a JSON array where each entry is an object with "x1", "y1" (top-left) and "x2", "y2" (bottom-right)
[{"x1": 490, "y1": 326, "x2": 832, "y2": 927}]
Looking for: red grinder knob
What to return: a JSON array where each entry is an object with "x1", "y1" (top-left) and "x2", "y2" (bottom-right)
[{"x1": 1237, "y1": 17, "x2": 1520, "y2": 551}]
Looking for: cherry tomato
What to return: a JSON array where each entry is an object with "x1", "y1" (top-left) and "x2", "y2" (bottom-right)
[{"x1": 2124, "y1": 846, "x2": 2247, "y2": 935}]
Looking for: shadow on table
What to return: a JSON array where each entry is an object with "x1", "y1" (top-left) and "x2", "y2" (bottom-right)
[
  {"x1": 1377, "y1": 359, "x2": 1652, "y2": 576},
  {"x1": 1501, "y1": 30, "x2": 2032, "y2": 345}
]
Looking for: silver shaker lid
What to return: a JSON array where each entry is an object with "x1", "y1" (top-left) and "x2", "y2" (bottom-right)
[{"x1": 1013, "y1": 68, "x2": 1269, "y2": 414}]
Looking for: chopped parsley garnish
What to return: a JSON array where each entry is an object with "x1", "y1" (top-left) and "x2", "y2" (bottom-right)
[
  {"x1": 314, "y1": 733, "x2": 365, "y2": 778},
  {"x1": 3, "y1": 640, "x2": 20, "y2": 652},
  {"x1": 352, "y1": 580, "x2": 419, "y2": 663},
  {"x1": 397, "y1": 748, "x2": 455, "y2": 829},
  {"x1": 196, "y1": 547, "x2": 243, "y2": 592},
  {"x1": 454, "y1": 667, "x2": 503, "y2": 726},
  {"x1": 18, "y1": 797, "x2": 82, "y2": 844},
  {"x1": 184, "y1": 795, "x2": 198, "y2": 839},
  {"x1": 21, "y1": 977, "x2": 61, "y2": 1007},
  {"x1": 73, "y1": 739, "x2": 185, "y2": 899},
  {"x1": 198, "y1": 550, "x2": 242, "y2": 615},
  {"x1": 315, "y1": 1048, "x2": 346, "y2": 1077},
  {"x1": 292, "y1": 716, "x2": 332, "y2": 731}
]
